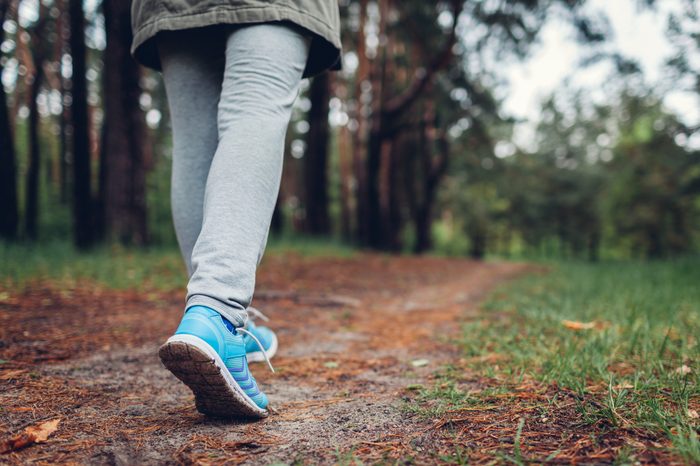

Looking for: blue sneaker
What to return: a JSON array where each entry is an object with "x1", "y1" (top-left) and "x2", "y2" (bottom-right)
[
  {"x1": 243, "y1": 312, "x2": 278, "y2": 363},
  {"x1": 158, "y1": 306, "x2": 271, "y2": 418}
]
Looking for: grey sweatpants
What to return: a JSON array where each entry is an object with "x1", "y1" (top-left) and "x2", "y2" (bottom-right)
[{"x1": 158, "y1": 24, "x2": 310, "y2": 326}]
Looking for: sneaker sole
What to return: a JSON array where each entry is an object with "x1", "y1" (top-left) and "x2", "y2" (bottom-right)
[
  {"x1": 158, "y1": 334, "x2": 268, "y2": 419},
  {"x1": 246, "y1": 332, "x2": 278, "y2": 363}
]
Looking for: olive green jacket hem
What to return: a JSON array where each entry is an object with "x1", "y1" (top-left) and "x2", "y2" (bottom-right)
[{"x1": 131, "y1": 3, "x2": 341, "y2": 78}]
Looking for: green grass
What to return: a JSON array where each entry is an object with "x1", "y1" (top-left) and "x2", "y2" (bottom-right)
[
  {"x1": 412, "y1": 259, "x2": 700, "y2": 463},
  {"x1": 0, "y1": 235, "x2": 356, "y2": 290},
  {"x1": 266, "y1": 234, "x2": 357, "y2": 258}
]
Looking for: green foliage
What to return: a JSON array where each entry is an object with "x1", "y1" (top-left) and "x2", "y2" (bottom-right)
[
  {"x1": 607, "y1": 95, "x2": 700, "y2": 258},
  {"x1": 3, "y1": 0, "x2": 698, "y2": 262},
  {"x1": 440, "y1": 91, "x2": 700, "y2": 260}
]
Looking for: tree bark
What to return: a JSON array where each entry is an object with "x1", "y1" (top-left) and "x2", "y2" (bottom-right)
[
  {"x1": 0, "y1": 0, "x2": 19, "y2": 240},
  {"x1": 25, "y1": 67, "x2": 43, "y2": 240},
  {"x1": 24, "y1": 3, "x2": 49, "y2": 240},
  {"x1": 55, "y1": 0, "x2": 69, "y2": 203},
  {"x1": 469, "y1": 229, "x2": 487, "y2": 259},
  {"x1": 99, "y1": 0, "x2": 149, "y2": 245},
  {"x1": 363, "y1": 0, "x2": 389, "y2": 249},
  {"x1": 338, "y1": 122, "x2": 353, "y2": 239},
  {"x1": 303, "y1": 72, "x2": 331, "y2": 235},
  {"x1": 352, "y1": 0, "x2": 369, "y2": 244},
  {"x1": 69, "y1": 0, "x2": 94, "y2": 248}
]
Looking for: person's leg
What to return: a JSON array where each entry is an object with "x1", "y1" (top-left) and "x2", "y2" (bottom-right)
[
  {"x1": 158, "y1": 23, "x2": 309, "y2": 419},
  {"x1": 185, "y1": 24, "x2": 310, "y2": 326},
  {"x1": 158, "y1": 29, "x2": 225, "y2": 275}
]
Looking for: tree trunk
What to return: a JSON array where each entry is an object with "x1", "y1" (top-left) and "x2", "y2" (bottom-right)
[
  {"x1": 0, "y1": 0, "x2": 19, "y2": 240},
  {"x1": 270, "y1": 190, "x2": 284, "y2": 234},
  {"x1": 365, "y1": 126, "x2": 384, "y2": 248},
  {"x1": 25, "y1": 68, "x2": 43, "y2": 240},
  {"x1": 352, "y1": 0, "x2": 368, "y2": 244},
  {"x1": 412, "y1": 116, "x2": 432, "y2": 253},
  {"x1": 361, "y1": 0, "x2": 461, "y2": 250},
  {"x1": 24, "y1": 3, "x2": 49, "y2": 241},
  {"x1": 379, "y1": 138, "x2": 402, "y2": 251},
  {"x1": 303, "y1": 72, "x2": 331, "y2": 235},
  {"x1": 413, "y1": 97, "x2": 448, "y2": 254},
  {"x1": 338, "y1": 123, "x2": 353, "y2": 240},
  {"x1": 469, "y1": 229, "x2": 486, "y2": 260},
  {"x1": 55, "y1": 0, "x2": 69, "y2": 203},
  {"x1": 588, "y1": 229, "x2": 600, "y2": 262},
  {"x1": 99, "y1": 0, "x2": 149, "y2": 245},
  {"x1": 414, "y1": 204, "x2": 432, "y2": 253},
  {"x1": 69, "y1": 0, "x2": 94, "y2": 248}
]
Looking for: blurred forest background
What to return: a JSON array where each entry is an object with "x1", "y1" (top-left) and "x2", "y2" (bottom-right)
[{"x1": 1, "y1": 0, "x2": 699, "y2": 261}]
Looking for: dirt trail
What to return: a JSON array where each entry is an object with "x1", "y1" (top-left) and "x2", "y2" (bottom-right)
[{"x1": 0, "y1": 255, "x2": 527, "y2": 464}]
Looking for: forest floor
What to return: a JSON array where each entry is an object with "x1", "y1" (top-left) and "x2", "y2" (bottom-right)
[{"x1": 0, "y1": 251, "x2": 697, "y2": 464}]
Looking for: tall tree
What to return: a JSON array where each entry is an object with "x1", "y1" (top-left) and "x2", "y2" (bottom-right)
[
  {"x1": 412, "y1": 101, "x2": 450, "y2": 253},
  {"x1": 351, "y1": 0, "x2": 369, "y2": 243},
  {"x1": 303, "y1": 72, "x2": 332, "y2": 235},
  {"x1": 0, "y1": 0, "x2": 18, "y2": 240},
  {"x1": 54, "y1": 0, "x2": 69, "y2": 203},
  {"x1": 361, "y1": 0, "x2": 463, "y2": 249},
  {"x1": 99, "y1": 0, "x2": 149, "y2": 245},
  {"x1": 69, "y1": 0, "x2": 94, "y2": 248},
  {"x1": 353, "y1": 0, "x2": 606, "y2": 250},
  {"x1": 24, "y1": 3, "x2": 50, "y2": 240}
]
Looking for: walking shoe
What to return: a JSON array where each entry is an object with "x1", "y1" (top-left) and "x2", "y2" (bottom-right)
[
  {"x1": 158, "y1": 305, "x2": 272, "y2": 418},
  {"x1": 243, "y1": 307, "x2": 278, "y2": 363}
]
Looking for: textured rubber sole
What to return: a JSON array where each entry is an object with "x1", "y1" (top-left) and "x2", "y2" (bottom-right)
[
  {"x1": 246, "y1": 332, "x2": 278, "y2": 363},
  {"x1": 158, "y1": 335, "x2": 268, "y2": 419}
]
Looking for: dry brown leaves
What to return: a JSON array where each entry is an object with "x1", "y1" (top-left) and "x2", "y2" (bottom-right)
[
  {"x1": 561, "y1": 319, "x2": 608, "y2": 330},
  {"x1": 0, "y1": 419, "x2": 61, "y2": 454}
]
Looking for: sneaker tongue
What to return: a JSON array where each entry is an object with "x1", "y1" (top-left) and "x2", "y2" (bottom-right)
[{"x1": 220, "y1": 316, "x2": 238, "y2": 334}]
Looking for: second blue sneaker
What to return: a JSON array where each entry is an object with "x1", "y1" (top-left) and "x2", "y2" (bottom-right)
[
  {"x1": 158, "y1": 306, "x2": 270, "y2": 418},
  {"x1": 243, "y1": 320, "x2": 278, "y2": 363},
  {"x1": 241, "y1": 307, "x2": 278, "y2": 363}
]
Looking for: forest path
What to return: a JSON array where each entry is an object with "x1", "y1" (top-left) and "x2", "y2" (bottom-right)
[{"x1": 0, "y1": 255, "x2": 528, "y2": 464}]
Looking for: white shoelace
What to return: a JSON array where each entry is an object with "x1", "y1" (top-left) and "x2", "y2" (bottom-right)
[
  {"x1": 235, "y1": 306, "x2": 274, "y2": 373},
  {"x1": 247, "y1": 306, "x2": 270, "y2": 322},
  {"x1": 236, "y1": 327, "x2": 275, "y2": 373}
]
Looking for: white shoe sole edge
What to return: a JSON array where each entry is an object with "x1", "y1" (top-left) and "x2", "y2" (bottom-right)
[
  {"x1": 246, "y1": 332, "x2": 278, "y2": 363},
  {"x1": 159, "y1": 334, "x2": 268, "y2": 419}
]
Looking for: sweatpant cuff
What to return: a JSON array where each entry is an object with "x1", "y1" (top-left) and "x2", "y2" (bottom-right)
[{"x1": 185, "y1": 295, "x2": 247, "y2": 327}]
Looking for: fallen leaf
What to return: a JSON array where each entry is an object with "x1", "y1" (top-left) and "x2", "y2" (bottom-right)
[
  {"x1": 411, "y1": 359, "x2": 429, "y2": 367},
  {"x1": 323, "y1": 361, "x2": 339, "y2": 368},
  {"x1": 613, "y1": 383, "x2": 634, "y2": 390},
  {"x1": 9, "y1": 407, "x2": 33, "y2": 413},
  {"x1": 26, "y1": 419, "x2": 60, "y2": 443},
  {"x1": 0, "y1": 369, "x2": 27, "y2": 380},
  {"x1": 1, "y1": 419, "x2": 60, "y2": 454},
  {"x1": 688, "y1": 410, "x2": 698, "y2": 419},
  {"x1": 562, "y1": 320, "x2": 598, "y2": 330}
]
